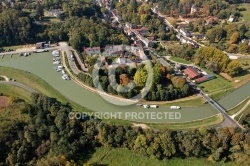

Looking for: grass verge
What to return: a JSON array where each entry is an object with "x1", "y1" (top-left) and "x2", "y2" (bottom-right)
[
  {"x1": 148, "y1": 114, "x2": 223, "y2": 130},
  {"x1": 0, "y1": 84, "x2": 32, "y2": 102},
  {"x1": 162, "y1": 96, "x2": 205, "y2": 107},
  {"x1": 84, "y1": 147, "x2": 233, "y2": 166},
  {"x1": 227, "y1": 96, "x2": 250, "y2": 115}
]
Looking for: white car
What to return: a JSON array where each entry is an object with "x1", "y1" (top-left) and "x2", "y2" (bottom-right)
[
  {"x1": 136, "y1": 103, "x2": 143, "y2": 106},
  {"x1": 61, "y1": 70, "x2": 66, "y2": 74},
  {"x1": 143, "y1": 104, "x2": 150, "y2": 109}
]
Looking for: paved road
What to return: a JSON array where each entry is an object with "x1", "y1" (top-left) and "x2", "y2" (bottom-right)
[
  {"x1": 0, "y1": 81, "x2": 37, "y2": 93},
  {"x1": 200, "y1": 92, "x2": 243, "y2": 128}
]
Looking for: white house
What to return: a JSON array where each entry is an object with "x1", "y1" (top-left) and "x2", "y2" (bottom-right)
[
  {"x1": 190, "y1": 4, "x2": 197, "y2": 14},
  {"x1": 228, "y1": 15, "x2": 235, "y2": 22}
]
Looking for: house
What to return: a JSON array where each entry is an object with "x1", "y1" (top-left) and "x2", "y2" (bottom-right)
[
  {"x1": 124, "y1": 27, "x2": 133, "y2": 36},
  {"x1": 183, "y1": 67, "x2": 201, "y2": 79},
  {"x1": 192, "y1": 34, "x2": 205, "y2": 40},
  {"x1": 190, "y1": 4, "x2": 197, "y2": 14},
  {"x1": 48, "y1": 9, "x2": 62, "y2": 17},
  {"x1": 111, "y1": 9, "x2": 122, "y2": 23},
  {"x1": 131, "y1": 25, "x2": 150, "y2": 36},
  {"x1": 36, "y1": 42, "x2": 46, "y2": 49},
  {"x1": 84, "y1": 47, "x2": 101, "y2": 55},
  {"x1": 152, "y1": 6, "x2": 158, "y2": 13},
  {"x1": 228, "y1": 15, "x2": 235, "y2": 22},
  {"x1": 180, "y1": 28, "x2": 191, "y2": 37}
]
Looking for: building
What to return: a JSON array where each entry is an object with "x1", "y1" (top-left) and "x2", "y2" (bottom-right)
[
  {"x1": 190, "y1": 4, "x2": 197, "y2": 14},
  {"x1": 183, "y1": 67, "x2": 200, "y2": 79},
  {"x1": 84, "y1": 47, "x2": 101, "y2": 55},
  {"x1": 131, "y1": 25, "x2": 150, "y2": 36},
  {"x1": 180, "y1": 28, "x2": 192, "y2": 37},
  {"x1": 152, "y1": 6, "x2": 158, "y2": 13},
  {"x1": 48, "y1": 9, "x2": 62, "y2": 17},
  {"x1": 111, "y1": 9, "x2": 122, "y2": 23},
  {"x1": 228, "y1": 15, "x2": 235, "y2": 22},
  {"x1": 194, "y1": 74, "x2": 215, "y2": 84},
  {"x1": 35, "y1": 42, "x2": 46, "y2": 49}
]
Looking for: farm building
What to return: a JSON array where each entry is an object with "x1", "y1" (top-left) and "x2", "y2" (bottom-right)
[
  {"x1": 194, "y1": 74, "x2": 215, "y2": 84},
  {"x1": 183, "y1": 67, "x2": 200, "y2": 79},
  {"x1": 36, "y1": 42, "x2": 47, "y2": 49}
]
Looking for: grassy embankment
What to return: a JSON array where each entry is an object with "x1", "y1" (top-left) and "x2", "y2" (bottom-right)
[
  {"x1": 227, "y1": 96, "x2": 250, "y2": 116},
  {"x1": 85, "y1": 147, "x2": 235, "y2": 166}
]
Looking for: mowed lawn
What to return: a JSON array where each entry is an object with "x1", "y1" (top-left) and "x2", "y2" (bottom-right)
[
  {"x1": 85, "y1": 147, "x2": 235, "y2": 166},
  {"x1": 198, "y1": 75, "x2": 232, "y2": 93},
  {"x1": 239, "y1": 3, "x2": 250, "y2": 22},
  {"x1": 169, "y1": 56, "x2": 192, "y2": 64}
]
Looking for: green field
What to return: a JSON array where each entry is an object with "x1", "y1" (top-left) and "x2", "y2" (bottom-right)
[
  {"x1": 169, "y1": 56, "x2": 192, "y2": 64},
  {"x1": 0, "y1": 84, "x2": 32, "y2": 102},
  {"x1": 0, "y1": 53, "x2": 219, "y2": 123},
  {"x1": 148, "y1": 114, "x2": 223, "y2": 129},
  {"x1": 162, "y1": 97, "x2": 205, "y2": 107},
  {"x1": 85, "y1": 147, "x2": 234, "y2": 166},
  {"x1": 239, "y1": 3, "x2": 250, "y2": 22},
  {"x1": 199, "y1": 76, "x2": 232, "y2": 93}
]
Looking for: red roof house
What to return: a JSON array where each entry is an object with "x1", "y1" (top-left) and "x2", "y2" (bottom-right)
[{"x1": 183, "y1": 67, "x2": 200, "y2": 79}]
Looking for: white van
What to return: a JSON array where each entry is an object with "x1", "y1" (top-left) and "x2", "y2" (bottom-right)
[{"x1": 170, "y1": 106, "x2": 181, "y2": 109}]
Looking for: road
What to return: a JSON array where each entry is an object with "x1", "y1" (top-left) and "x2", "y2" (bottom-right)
[
  {"x1": 200, "y1": 91, "x2": 243, "y2": 128},
  {"x1": 0, "y1": 81, "x2": 37, "y2": 93}
]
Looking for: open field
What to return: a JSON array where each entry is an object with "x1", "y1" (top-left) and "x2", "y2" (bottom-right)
[
  {"x1": 169, "y1": 56, "x2": 192, "y2": 64},
  {"x1": 239, "y1": 3, "x2": 250, "y2": 22},
  {"x1": 0, "y1": 52, "x2": 219, "y2": 124},
  {"x1": 198, "y1": 76, "x2": 232, "y2": 93},
  {"x1": 85, "y1": 147, "x2": 234, "y2": 166}
]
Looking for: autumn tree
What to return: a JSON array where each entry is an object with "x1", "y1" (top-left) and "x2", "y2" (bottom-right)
[{"x1": 134, "y1": 69, "x2": 147, "y2": 87}]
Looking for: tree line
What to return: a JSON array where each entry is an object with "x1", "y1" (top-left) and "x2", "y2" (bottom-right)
[
  {"x1": 0, "y1": 2, "x2": 129, "y2": 51},
  {"x1": 0, "y1": 94, "x2": 250, "y2": 165},
  {"x1": 194, "y1": 46, "x2": 243, "y2": 76}
]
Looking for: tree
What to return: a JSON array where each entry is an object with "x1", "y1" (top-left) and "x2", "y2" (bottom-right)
[
  {"x1": 36, "y1": 2, "x2": 44, "y2": 20},
  {"x1": 134, "y1": 69, "x2": 147, "y2": 87},
  {"x1": 227, "y1": 60, "x2": 243, "y2": 76},
  {"x1": 229, "y1": 32, "x2": 240, "y2": 44},
  {"x1": 120, "y1": 74, "x2": 130, "y2": 86},
  {"x1": 69, "y1": 29, "x2": 87, "y2": 51}
]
